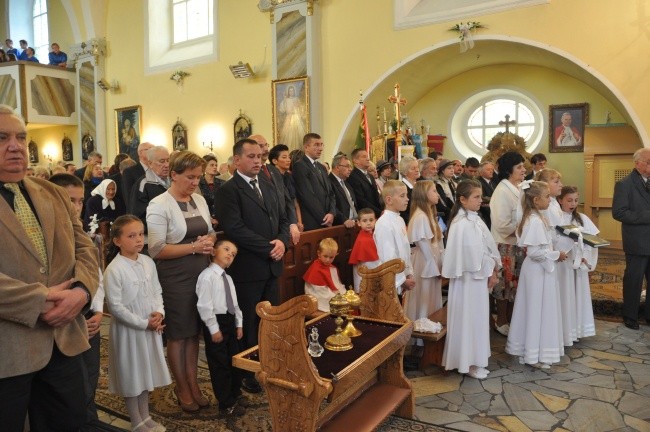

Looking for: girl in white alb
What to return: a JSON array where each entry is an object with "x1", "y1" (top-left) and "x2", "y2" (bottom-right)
[
  {"x1": 104, "y1": 215, "x2": 171, "y2": 432},
  {"x1": 537, "y1": 169, "x2": 577, "y2": 346},
  {"x1": 558, "y1": 186, "x2": 598, "y2": 338},
  {"x1": 442, "y1": 180, "x2": 501, "y2": 380},
  {"x1": 506, "y1": 181, "x2": 567, "y2": 369}
]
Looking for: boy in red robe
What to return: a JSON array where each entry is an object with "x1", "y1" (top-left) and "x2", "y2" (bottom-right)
[
  {"x1": 348, "y1": 208, "x2": 381, "y2": 292},
  {"x1": 303, "y1": 238, "x2": 346, "y2": 312}
]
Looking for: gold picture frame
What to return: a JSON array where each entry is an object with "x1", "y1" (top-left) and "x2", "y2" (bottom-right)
[
  {"x1": 272, "y1": 76, "x2": 309, "y2": 149},
  {"x1": 115, "y1": 105, "x2": 142, "y2": 162},
  {"x1": 549, "y1": 103, "x2": 588, "y2": 153}
]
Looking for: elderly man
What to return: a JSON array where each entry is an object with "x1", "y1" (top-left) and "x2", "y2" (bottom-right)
[
  {"x1": 130, "y1": 145, "x2": 170, "y2": 228},
  {"x1": 0, "y1": 105, "x2": 99, "y2": 431},
  {"x1": 555, "y1": 112, "x2": 582, "y2": 147},
  {"x1": 328, "y1": 153, "x2": 358, "y2": 228},
  {"x1": 74, "y1": 151, "x2": 103, "y2": 180},
  {"x1": 418, "y1": 157, "x2": 437, "y2": 181},
  {"x1": 215, "y1": 138, "x2": 290, "y2": 393},
  {"x1": 122, "y1": 141, "x2": 154, "y2": 207},
  {"x1": 292, "y1": 133, "x2": 336, "y2": 231},
  {"x1": 613, "y1": 148, "x2": 650, "y2": 330},
  {"x1": 347, "y1": 148, "x2": 382, "y2": 217}
]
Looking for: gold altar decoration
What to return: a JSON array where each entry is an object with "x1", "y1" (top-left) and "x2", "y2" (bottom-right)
[
  {"x1": 481, "y1": 131, "x2": 532, "y2": 171},
  {"x1": 342, "y1": 289, "x2": 362, "y2": 338},
  {"x1": 325, "y1": 293, "x2": 353, "y2": 351}
]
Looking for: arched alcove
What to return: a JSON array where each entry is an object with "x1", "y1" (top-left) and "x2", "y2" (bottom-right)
[{"x1": 334, "y1": 36, "x2": 648, "y2": 156}]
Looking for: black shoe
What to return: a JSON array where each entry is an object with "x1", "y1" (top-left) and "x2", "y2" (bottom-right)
[
  {"x1": 624, "y1": 318, "x2": 639, "y2": 330},
  {"x1": 236, "y1": 394, "x2": 253, "y2": 407},
  {"x1": 241, "y1": 377, "x2": 262, "y2": 393},
  {"x1": 219, "y1": 403, "x2": 245, "y2": 417}
]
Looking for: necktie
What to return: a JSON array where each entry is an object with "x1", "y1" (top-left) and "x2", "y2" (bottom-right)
[
  {"x1": 5, "y1": 183, "x2": 48, "y2": 267},
  {"x1": 221, "y1": 272, "x2": 236, "y2": 314},
  {"x1": 341, "y1": 180, "x2": 357, "y2": 219},
  {"x1": 249, "y1": 178, "x2": 263, "y2": 202}
]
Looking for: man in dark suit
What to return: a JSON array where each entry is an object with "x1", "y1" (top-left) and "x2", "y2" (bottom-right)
[
  {"x1": 292, "y1": 133, "x2": 336, "y2": 231},
  {"x1": 121, "y1": 141, "x2": 154, "y2": 209},
  {"x1": 108, "y1": 157, "x2": 136, "y2": 215},
  {"x1": 74, "y1": 151, "x2": 103, "y2": 180},
  {"x1": 525, "y1": 153, "x2": 547, "y2": 180},
  {"x1": 612, "y1": 148, "x2": 650, "y2": 330},
  {"x1": 0, "y1": 105, "x2": 99, "y2": 431},
  {"x1": 328, "y1": 153, "x2": 357, "y2": 228},
  {"x1": 477, "y1": 161, "x2": 498, "y2": 229},
  {"x1": 347, "y1": 148, "x2": 382, "y2": 217},
  {"x1": 215, "y1": 138, "x2": 290, "y2": 392}
]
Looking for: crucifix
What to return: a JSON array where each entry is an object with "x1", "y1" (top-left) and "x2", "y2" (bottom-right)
[
  {"x1": 387, "y1": 83, "x2": 407, "y2": 160},
  {"x1": 387, "y1": 83, "x2": 407, "y2": 133},
  {"x1": 499, "y1": 114, "x2": 517, "y2": 133}
]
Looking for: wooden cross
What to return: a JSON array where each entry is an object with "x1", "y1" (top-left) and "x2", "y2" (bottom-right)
[
  {"x1": 387, "y1": 83, "x2": 407, "y2": 133},
  {"x1": 498, "y1": 114, "x2": 517, "y2": 133}
]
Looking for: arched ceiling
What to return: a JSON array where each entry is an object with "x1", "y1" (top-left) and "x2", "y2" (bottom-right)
[{"x1": 336, "y1": 37, "x2": 637, "y2": 151}]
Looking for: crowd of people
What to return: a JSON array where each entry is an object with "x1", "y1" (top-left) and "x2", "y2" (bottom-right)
[
  {"x1": 0, "y1": 38, "x2": 68, "y2": 66},
  {"x1": 2, "y1": 101, "x2": 649, "y2": 430}
]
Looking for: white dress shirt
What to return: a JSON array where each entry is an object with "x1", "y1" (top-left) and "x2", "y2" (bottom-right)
[{"x1": 196, "y1": 263, "x2": 243, "y2": 335}]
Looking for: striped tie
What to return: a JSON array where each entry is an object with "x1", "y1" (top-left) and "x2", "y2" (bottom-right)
[{"x1": 5, "y1": 183, "x2": 48, "y2": 267}]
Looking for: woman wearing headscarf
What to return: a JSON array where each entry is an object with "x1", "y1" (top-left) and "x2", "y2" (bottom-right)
[{"x1": 83, "y1": 178, "x2": 121, "y2": 231}]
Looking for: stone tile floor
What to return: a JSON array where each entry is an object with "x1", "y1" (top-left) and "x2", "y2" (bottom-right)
[
  {"x1": 406, "y1": 319, "x2": 650, "y2": 432},
  {"x1": 97, "y1": 319, "x2": 650, "y2": 431}
]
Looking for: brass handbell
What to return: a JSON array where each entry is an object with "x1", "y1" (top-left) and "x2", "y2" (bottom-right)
[
  {"x1": 325, "y1": 293, "x2": 353, "y2": 351},
  {"x1": 342, "y1": 288, "x2": 362, "y2": 337}
]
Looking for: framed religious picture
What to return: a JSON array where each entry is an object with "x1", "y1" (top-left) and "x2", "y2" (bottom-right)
[
  {"x1": 115, "y1": 105, "x2": 142, "y2": 162},
  {"x1": 81, "y1": 132, "x2": 94, "y2": 160},
  {"x1": 62, "y1": 135, "x2": 73, "y2": 161},
  {"x1": 234, "y1": 111, "x2": 252, "y2": 143},
  {"x1": 172, "y1": 119, "x2": 188, "y2": 151},
  {"x1": 272, "y1": 76, "x2": 309, "y2": 149},
  {"x1": 549, "y1": 103, "x2": 588, "y2": 153},
  {"x1": 28, "y1": 139, "x2": 39, "y2": 164}
]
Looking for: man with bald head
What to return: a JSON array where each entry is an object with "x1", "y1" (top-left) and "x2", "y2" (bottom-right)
[
  {"x1": 0, "y1": 105, "x2": 99, "y2": 430},
  {"x1": 122, "y1": 141, "x2": 154, "y2": 207},
  {"x1": 613, "y1": 147, "x2": 650, "y2": 330}
]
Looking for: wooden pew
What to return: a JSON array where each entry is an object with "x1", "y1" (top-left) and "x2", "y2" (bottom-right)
[{"x1": 233, "y1": 259, "x2": 413, "y2": 432}]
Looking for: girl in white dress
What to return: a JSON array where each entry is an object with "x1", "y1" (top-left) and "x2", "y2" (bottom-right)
[
  {"x1": 442, "y1": 180, "x2": 501, "y2": 379},
  {"x1": 506, "y1": 182, "x2": 568, "y2": 369},
  {"x1": 536, "y1": 169, "x2": 576, "y2": 345},
  {"x1": 406, "y1": 180, "x2": 445, "y2": 322},
  {"x1": 105, "y1": 215, "x2": 171, "y2": 432},
  {"x1": 558, "y1": 186, "x2": 598, "y2": 338}
]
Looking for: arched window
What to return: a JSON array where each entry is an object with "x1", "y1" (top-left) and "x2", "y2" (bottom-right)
[
  {"x1": 33, "y1": 0, "x2": 48, "y2": 61},
  {"x1": 450, "y1": 89, "x2": 543, "y2": 158},
  {"x1": 172, "y1": 0, "x2": 214, "y2": 44}
]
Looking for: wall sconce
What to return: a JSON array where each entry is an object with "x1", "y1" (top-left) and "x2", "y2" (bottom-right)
[
  {"x1": 202, "y1": 141, "x2": 215, "y2": 153},
  {"x1": 97, "y1": 78, "x2": 120, "y2": 92},
  {"x1": 229, "y1": 62, "x2": 255, "y2": 79}
]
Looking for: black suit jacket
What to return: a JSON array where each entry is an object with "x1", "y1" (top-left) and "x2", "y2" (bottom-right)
[
  {"x1": 73, "y1": 166, "x2": 86, "y2": 180},
  {"x1": 347, "y1": 167, "x2": 382, "y2": 217},
  {"x1": 121, "y1": 163, "x2": 146, "y2": 212},
  {"x1": 292, "y1": 156, "x2": 336, "y2": 231},
  {"x1": 613, "y1": 169, "x2": 650, "y2": 255},
  {"x1": 215, "y1": 172, "x2": 290, "y2": 283},
  {"x1": 478, "y1": 177, "x2": 497, "y2": 229},
  {"x1": 399, "y1": 181, "x2": 414, "y2": 226},
  {"x1": 328, "y1": 173, "x2": 357, "y2": 225}
]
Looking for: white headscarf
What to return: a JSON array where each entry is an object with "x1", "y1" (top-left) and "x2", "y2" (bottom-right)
[{"x1": 91, "y1": 179, "x2": 116, "y2": 210}]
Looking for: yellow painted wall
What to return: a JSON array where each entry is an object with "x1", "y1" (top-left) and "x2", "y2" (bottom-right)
[
  {"x1": 0, "y1": 0, "x2": 8, "y2": 45},
  {"x1": 48, "y1": 0, "x2": 74, "y2": 55},
  {"x1": 92, "y1": 0, "x2": 648, "y2": 168},
  {"x1": 26, "y1": 124, "x2": 78, "y2": 167}
]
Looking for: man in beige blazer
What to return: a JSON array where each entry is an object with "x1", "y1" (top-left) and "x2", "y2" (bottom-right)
[{"x1": 0, "y1": 105, "x2": 99, "y2": 431}]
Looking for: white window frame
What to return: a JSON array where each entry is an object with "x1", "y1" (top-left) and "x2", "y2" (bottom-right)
[
  {"x1": 145, "y1": 0, "x2": 218, "y2": 74},
  {"x1": 33, "y1": 0, "x2": 49, "y2": 62},
  {"x1": 449, "y1": 88, "x2": 544, "y2": 159},
  {"x1": 171, "y1": 0, "x2": 214, "y2": 46}
]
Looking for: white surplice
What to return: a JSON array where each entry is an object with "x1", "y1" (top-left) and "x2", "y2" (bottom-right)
[
  {"x1": 441, "y1": 210, "x2": 501, "y2": 374},
  {"x1": 374, "y1": 209, "x2": 413, "y2": 295},
  {"x1": 506, "y1": 213, "x2": 564, "y2": 365}
]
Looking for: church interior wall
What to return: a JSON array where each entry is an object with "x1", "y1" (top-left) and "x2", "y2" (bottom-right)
[
  {"x1": 31, "y1": 0, "x2": 650, "y2": 170},
  {"x1": 48, "y1": 0, "x2": 75, "y2": 56},
  {"x1": 0, "y1": 0, "x2": 9, "y2": 42},
  {"x1": 408, "y1": 63, "x2": 625, "y2": 195}
]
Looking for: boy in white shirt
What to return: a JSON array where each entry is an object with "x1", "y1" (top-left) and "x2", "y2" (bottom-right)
[
  {"x1": 374, "y1": 180, "x2": 416, "y2": 299},
  {"x1": 196, "y1": 240, "x2": 245, "y2": 417}
]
